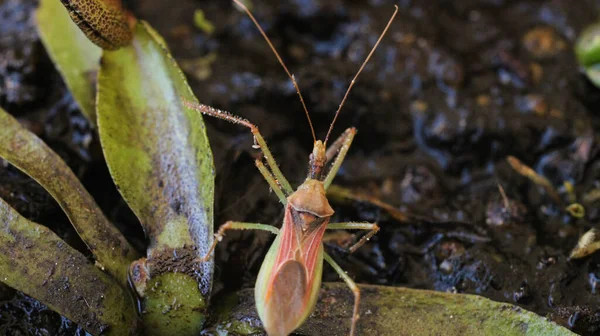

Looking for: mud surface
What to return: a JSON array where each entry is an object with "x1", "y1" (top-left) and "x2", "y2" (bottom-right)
[{"x1": 2, "y1": 0, "x2": 600, "y2": 335}]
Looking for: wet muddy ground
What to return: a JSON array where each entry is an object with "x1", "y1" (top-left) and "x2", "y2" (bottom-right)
[{"x1": 1, "y1": 0, "x2": 600, "y2": 335}]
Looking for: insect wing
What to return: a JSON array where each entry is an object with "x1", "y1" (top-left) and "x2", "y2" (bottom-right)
[{"x1": 255, "y1": 206, "x2": 326, "y2": 335}]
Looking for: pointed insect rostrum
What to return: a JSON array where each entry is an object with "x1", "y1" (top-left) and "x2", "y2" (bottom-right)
[{"x1": 184, "y1": 1, "x2": 397, "y2": 335}]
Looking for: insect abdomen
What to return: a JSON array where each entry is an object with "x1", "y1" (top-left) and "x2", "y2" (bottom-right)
[{"x1": 255, "y1": 234, "x2": 324, "y2": 336}]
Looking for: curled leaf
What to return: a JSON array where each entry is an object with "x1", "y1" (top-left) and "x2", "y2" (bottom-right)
[
  {"x1": 0, "y1": 107, "x2": 138, "y2": 285},
  {"x1": 0, "y1": 198, "x2": 138, "y2": 336},
  {"x1": 36, "y1": 0, "x2": 102, "y2": 124},
  {"x1": 569, "y1": 228, "x2": 600, "y2": 259},
  {"x1": 97, "y1": 22, "x2": 215, "y2": 334},
  {"x1": 565, "y1": 203, "x2": 585, "y2": 219}
]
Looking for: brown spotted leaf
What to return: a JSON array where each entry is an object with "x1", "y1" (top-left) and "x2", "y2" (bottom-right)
[{"x1": 57, "y1": 0, "x2": 134, "y2": 50}]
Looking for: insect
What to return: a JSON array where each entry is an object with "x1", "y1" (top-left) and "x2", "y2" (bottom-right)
[{"x1": 184, "y1": 1, "x2": 398, "y2": 335}]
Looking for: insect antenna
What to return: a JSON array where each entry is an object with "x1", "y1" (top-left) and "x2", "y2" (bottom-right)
[
  {"x1": 233, "y1": 0, "x2": 316, "y2": 143},
  {"x1": 324, "y1": 5, "x2": 399, "y2": 145}
]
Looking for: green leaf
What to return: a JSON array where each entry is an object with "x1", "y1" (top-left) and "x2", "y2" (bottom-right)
[
  {"x1": 0, "y1": 107, "x2": 138, "y2": 286},
  {"x1": 575, "y1": 22, "x2": 600, "y2": 68},
  {"x1": 193, "y1": 9, "x2": 215, "y2": 35},
  {"x1": 97, "y1": 22, "x2": 215, "y2": 335},
  {"x1": 207, "y1": 283, "x2": 575, "y2": 336},
  {"x1": 142, "y1": 273, "x2": 207, "y2": 334},
  {"x1": 36, "y1": 0, "x2": 102, "y2": 125},
  {"x1": 0, "y1": 198, "x2": 138, "y2": 336},
  {"x1": 584, "y1": 63, "x2": 600, "y2": 88},
  {"x1": 575, "y1": 22, "x2": 600, "y2": 88}
]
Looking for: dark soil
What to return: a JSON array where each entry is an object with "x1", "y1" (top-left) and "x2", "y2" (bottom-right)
[{"x1": 1, "y1": 0, "x2": 600, "y2": 335}]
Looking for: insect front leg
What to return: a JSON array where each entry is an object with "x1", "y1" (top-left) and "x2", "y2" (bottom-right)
[
  {"x1": 327, "y1": 222, "x2": 380, "y2": 253},
  {"x1": 197, "y1": 221, "x2": 279, "y2": 262},
  {"x1": 182, "y1": 100, "x2": 294, "y2": 195},
  {"x1": 324, "y1": 252, "x2": 361, "y2": 336},
  {"x1": 255, "y1": 159, "x2": 287, "y2": 204},
  {"x1": 323, "y1": 127, "x2": 356, "y2": 190}
]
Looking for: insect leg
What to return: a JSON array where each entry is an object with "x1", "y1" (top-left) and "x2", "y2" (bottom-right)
[
  {"x1": 252, "y1": 130, "x2": 293, "y2": 194},
  {"x1": 323, "y1": 127, "x2": 356, "y2": 190},
  {"x1": 197, "y1": 221, "x2": 279, "y2": 262},
  {"x1": 327, "y1": 222, "x2": 380, "y2": 253},
  {"x1": 324, "y1": 252, "x2": 361, "y2": 336},
  {"x1": 182, "y1": 100, "x2": 293, "y2": 195},
  {"x1": 255, "y1": 159, "x2": 287, "y2": 204},
  {"x1": 327, "y1": 185, "x2": 409, "y2": 223},
  {"x1": 325, "y1": 127, "x2": 355, "y2": 162}
]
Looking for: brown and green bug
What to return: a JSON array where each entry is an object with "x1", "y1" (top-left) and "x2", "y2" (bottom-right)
[{"x1": 184, "y1": 1, "x2": 398, "y2": 335}]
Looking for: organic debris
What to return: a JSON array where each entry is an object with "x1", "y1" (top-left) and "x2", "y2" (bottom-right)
[
  {"x1": 507, "y1": 156, "x2": 562, "y2": 205},
  {"x1": 570, "y1": 229, "x2": 600, "y2": 259}
]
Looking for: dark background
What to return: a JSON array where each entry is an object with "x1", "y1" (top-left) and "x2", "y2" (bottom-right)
[{"x1": 1, "y1": 0, "x2": 600, "y2": 334}]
